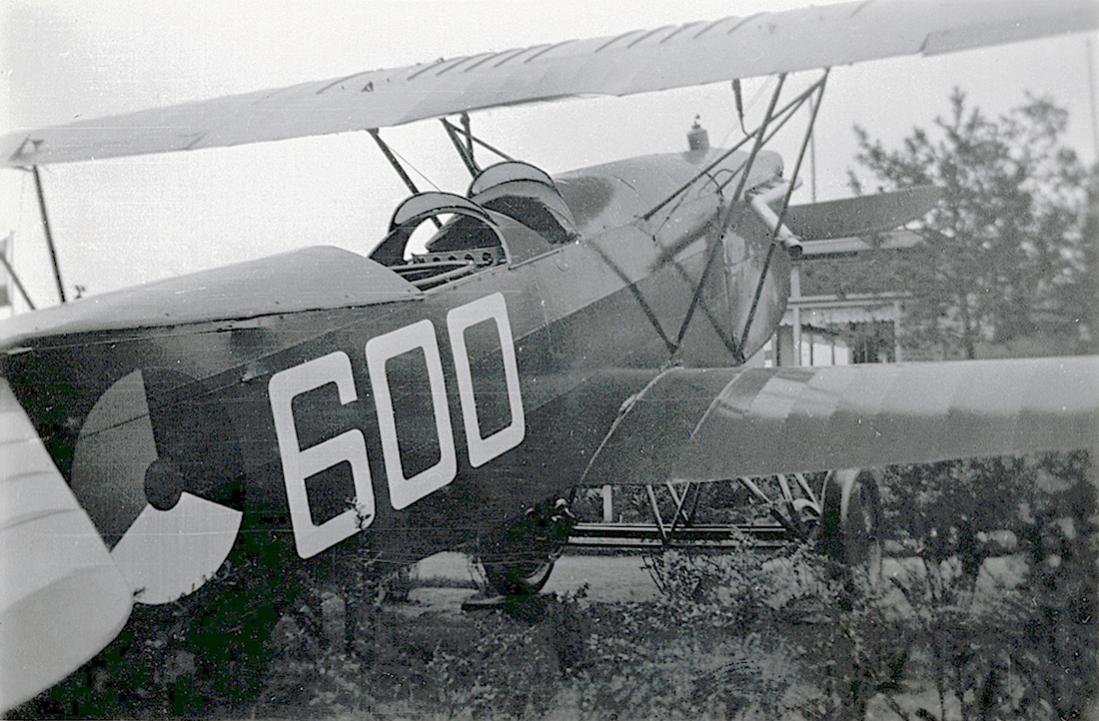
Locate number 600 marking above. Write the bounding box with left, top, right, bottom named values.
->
left=268, top=292, right=524, bottom=558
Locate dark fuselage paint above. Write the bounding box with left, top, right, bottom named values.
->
left=0, top=147, right=788, bottom=597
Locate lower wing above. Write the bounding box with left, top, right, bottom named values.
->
left=582, top=356, right=1099, bottom=485
left=0, top=379, right=133, bottom=712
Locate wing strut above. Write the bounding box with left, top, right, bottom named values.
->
left=737, top=70, right=829, bottom=349
left=642, top=75, right=827, bottom=221
left=440, top=119, right=479, bottom=177
left=367, top=129, right=442, bottom=229
left=460, top=113, right=475, bottom=167
left=441, top=119, right=516, bottom=163
left=29, top=167, right=66, bottom=304
left=669, top=73, right=790, bottom=364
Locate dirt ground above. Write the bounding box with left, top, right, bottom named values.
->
left=411, top=550, right=1028, bottom=608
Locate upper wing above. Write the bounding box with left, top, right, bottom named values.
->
left=581, top=356, right=1099, bottom=486
left=3, top=0, right=1096, bottom=167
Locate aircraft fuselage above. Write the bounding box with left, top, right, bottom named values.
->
left=0, top=147, right=789, bottom=609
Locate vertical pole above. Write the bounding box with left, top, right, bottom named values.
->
left=1087, top=38, right=1099, bottom=162
left=601, top=484, right=613, bottom=523
left=808, top=95, right=818, bottom=203
left=791, top=266, right=802, bottom=367
left=893, top=299, right=904, bottom=362
left=31, top=166, right=66, bottom=304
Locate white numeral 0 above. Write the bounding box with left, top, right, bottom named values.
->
left=446, top=293, right=525, bottom=467
left=366, top=319, right=458, bottom=510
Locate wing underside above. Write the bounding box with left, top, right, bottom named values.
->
left=3, top=0, right=1096, bottom=167
left=0, top=379, right=133, bottom=712
left=581, top=356, right=1099, bottom=486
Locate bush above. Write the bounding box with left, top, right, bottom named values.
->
left=16, top=454, right=1094, bottom=720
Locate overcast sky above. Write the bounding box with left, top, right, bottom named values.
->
left=1, top=0, right=1096, bottom=312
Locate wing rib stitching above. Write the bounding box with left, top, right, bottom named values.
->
left=627, top=25, right=675, bottom=48
left=437, top=53, right=493, bottom=76
left=315, top=71, right=374, bottom=95
left=595, top=30, right=646, bottom=53
left=492, top=47, right=535, bottom=68
left=726, top=12, right=768, bottom=36
left=408, top=58, right=447, bottom=81
left=524, top=39, right=575, bottom=63
left=693, top=16, right=735, bottom=39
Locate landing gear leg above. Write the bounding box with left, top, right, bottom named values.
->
left=818, top=469, right=883, bottom=585
left=479, top=499, right=576, bottom=597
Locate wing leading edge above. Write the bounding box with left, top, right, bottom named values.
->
left=581, top=356, right=1099, bottom=486
left=3, top=0, right=1096, bottom=167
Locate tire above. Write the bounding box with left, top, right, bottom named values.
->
left=482, top=556, right=557, bottom=596
left=819, top=469, right=883, bottom=585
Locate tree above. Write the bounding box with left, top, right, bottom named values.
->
left=832, top=89, right=1096, bottom=359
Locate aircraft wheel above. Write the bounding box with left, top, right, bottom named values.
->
left=819, top=469, right=883, bottom=585
left=480, top=498, right=573, bottom=596
left=483, top=556, right=557, bottom=596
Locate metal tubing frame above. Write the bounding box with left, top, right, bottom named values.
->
left=775, top=473, right=801, bottom=527
left=793, top=473, right=819, bottom=508
left=644, top=482, right=699, bottom=545
left=736, top=476, right=806, bottom=541
left=645, top=484, right=668, bottom=543
left=578, top=474, right=827, bottom=550
left=665, top=482, right=696, bottom=535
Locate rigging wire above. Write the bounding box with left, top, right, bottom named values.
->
left=388, top=146, right=441, bottom=191
left=443, top=119, right=516, bottom=162
left=737, top=70, right=830, bottom=351
left=718, top=76, right=773, bottom=148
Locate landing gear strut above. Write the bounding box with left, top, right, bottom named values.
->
left=479, top=499, right=576, bottom=596
left=819, top=469, right=883, bottom=584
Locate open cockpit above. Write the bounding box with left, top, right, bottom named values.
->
left=368, top=161, right=578, bottom=290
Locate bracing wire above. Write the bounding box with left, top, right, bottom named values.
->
left=718, top=76, right=774, bottom=148
left=388, top=147, right=441, bottom=191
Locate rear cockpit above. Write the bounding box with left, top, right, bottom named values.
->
left=369, top=161, right=578, bottom=290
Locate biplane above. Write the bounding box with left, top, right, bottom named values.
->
left=2, top=0, right=1098, bottom=711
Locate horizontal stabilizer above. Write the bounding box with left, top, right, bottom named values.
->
left=581, top=356, right=1099, bottom=485
left=782, top=186, right=941, bottom=241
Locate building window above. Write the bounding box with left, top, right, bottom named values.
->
left=846, top=321, right=896, bottom=364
